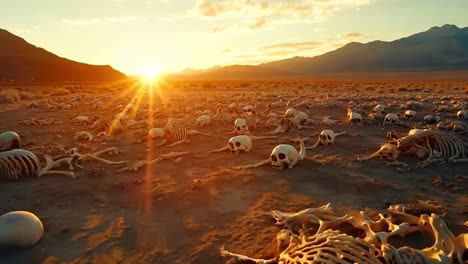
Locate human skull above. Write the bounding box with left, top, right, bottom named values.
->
left=384, top=113, right=399, bottom=124
left=319, top=130, right=336, bottom=145
left=234, top=118, right=249, bottom=135
left=270, top=144, right=299, bottom=169
left=0, top=131, right=21, bottom=151
left=195, top=115, right=211, bottom=126
left=228, top=135, right=252, bottom=154
left=404, top=110, right=416, bottom=120
left=243, top=104, right=255, bottom=115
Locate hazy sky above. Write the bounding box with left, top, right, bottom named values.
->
left=1, top=0, right=467, bottom=75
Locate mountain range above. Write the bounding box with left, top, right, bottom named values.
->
left=0, top=28, right=125, bottom=82
left=1, top=25, right=467, bottom=82
left=176, top=24, right=468, bottom=80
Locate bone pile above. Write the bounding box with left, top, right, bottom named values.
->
left=221, top=203, right=468, bottom=264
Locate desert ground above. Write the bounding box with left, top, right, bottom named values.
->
left=0, top=79, right=467, bottom=263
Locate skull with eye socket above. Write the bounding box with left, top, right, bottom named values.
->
left=227, top=135, right=252, bottom=154
left=378, top=144, right=399, bottom=161
left=66, top=147, right=80, bottom=157
left=234, top=118, right=249, bottom=135
left=319, top=130, right=335, bottom=146
left=270, top=144, right=300, bottom=169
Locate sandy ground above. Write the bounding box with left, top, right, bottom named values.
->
left=0, top=80, right=467, bottom=264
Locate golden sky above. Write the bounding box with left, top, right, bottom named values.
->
left=1, top=0, right=467, bottom=75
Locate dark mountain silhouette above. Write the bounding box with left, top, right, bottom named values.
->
left=178, top=24, right=468, bottom=80
left=0, top=28, right=126, bottom=82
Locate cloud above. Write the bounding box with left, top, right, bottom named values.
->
left=211, top=26, right=227, bottom=33
left=62, top=16, right=137, bottom=26
left=249, top=18, right=267, bottom=29
left=259, top=41, right=321, bottom=55
left=193, top=0, right=376, bottom=29
left=341, top=32, right=366, bottom=39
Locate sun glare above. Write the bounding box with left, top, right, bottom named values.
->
left=140, top=63, right=164, bottom=83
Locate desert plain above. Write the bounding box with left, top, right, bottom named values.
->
left=0, top=78, right=467, bottom=264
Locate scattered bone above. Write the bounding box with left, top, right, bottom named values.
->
left=72, top=115, right=90, bottom=126
left=221, top=203, right=467, bottom=264
left=235, top=136, right=306, bottom=170
left=73, top=131, right=93, bottom=142
left=122, top=151, right=191, bottom=172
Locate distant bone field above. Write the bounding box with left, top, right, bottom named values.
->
left=0, top=79, right=467, bottom=263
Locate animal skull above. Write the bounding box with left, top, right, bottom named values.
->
left=228, top=135, right=252, bottom=154
left=347, top=109, right=362, bottom=124
left=404, top=110, right=416, bottom=120
left=372, top=104, right=385, bottom=115
left=357, top=143, right=400, bottom=162
left=456, top=110, right=467, bottom=120
left=383, top=113, right=400, bottom=125
left=234, top=118, right=249, bottom=135
left=195, top=115, right=211, bottom=126
left=422, top=115, right=440, bottom=125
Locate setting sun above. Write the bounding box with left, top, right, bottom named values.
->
left=140, top=63, right=164, bottom=82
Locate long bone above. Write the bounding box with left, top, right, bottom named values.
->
left=120, top=151, right=191, bottom=172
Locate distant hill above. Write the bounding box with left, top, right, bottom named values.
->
left=0, top=28, right=126, bottom=82
left=178, top=24, right=468, bottom=80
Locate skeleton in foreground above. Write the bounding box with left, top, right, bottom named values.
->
left=234, top=136, right=307, bottom=169
left=396, top=130, right=468, bottom=167
left=221, top=203, right=467, bottom=264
